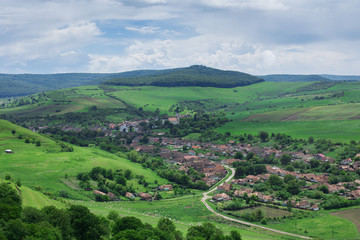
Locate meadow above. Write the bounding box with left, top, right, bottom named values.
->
left=0, top=119, right=167, bottom=200
left=103, top=81, right=360, bottom=142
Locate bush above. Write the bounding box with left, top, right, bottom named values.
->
left=107, top=210, right=119, bottom=220
left=260, top=218, right=267, bottom=225
left=5, top=173, right=12, bottom=181
left=59, top=190, right=69, bottom=198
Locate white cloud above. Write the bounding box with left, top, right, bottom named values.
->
left=199, top=0, right=287, bottom=10
left=125, top=26, right=161, bottom=34
left=0, top=0, right=360, bottom=74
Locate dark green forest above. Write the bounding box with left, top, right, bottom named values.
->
left=103, top=65, right=264, bottom=88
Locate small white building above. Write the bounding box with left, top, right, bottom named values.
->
left=5, top=149, right=13, bottom=153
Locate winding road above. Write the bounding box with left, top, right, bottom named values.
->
left=201, top=165, right=312, bottom=239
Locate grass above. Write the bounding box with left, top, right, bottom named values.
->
left=217, top=119, right=360, bottom=142
left=225, top=206, right=291, bottom=219
left=0, top=86, right=125, bottom=117
left=331, top=207, right=360, bottom=234
left=0, top=119, right=167, bottom=200
left=3, top=81, right=360, bottom=141
left=269, top=211, right=360, bottom=240
left=72, top=194, right=291, bottom=240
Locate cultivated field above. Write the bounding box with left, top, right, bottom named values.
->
left=331, top=207, right=360, bottom=233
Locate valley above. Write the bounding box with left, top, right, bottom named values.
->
left=1, top=68, right=360, bottom=240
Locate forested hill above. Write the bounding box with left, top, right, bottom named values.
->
left=0, top=73, right=110, bottom=98
left=261, top=74, right=331, bottom=82
left=102, top=65, right=264, bottom=88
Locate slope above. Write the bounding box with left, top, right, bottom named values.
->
left=0, top=119, right=167, bottom=200
left=103, top=65, right=264, bottom=88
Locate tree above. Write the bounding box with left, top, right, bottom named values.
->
left=284, top=174, right=295, bottom=183
left=68, top=205, right=109, bottom=240
left=308, top=136, right=314, bottom=144
left=35, top=140, right=41, bottom=146
left=234, top=152, right=243, bottom=160
left=286, top=180, right=301, bottom=195
left=268, top=175, right=283, bottom=188
left=317, top=185, right=329, bottom=194
left=187, top=222, right=223, bottom=240
left=310, top=159, right=320, bottom=169
left=0, top=183, right=22, bottom=221
left=280, top=154, right=292, bottom=166
left=124, top=169, right=132, bottom=180
left=230, top=230, right=242, bottom=240
left=113, top=216, right=143, bottom=235
left=157, top=217, right=176, bottom=233
left=259, top=131, right=269, bottom=142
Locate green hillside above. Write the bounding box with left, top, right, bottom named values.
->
left=0, top=119, right=167, bottom=199
left=103, top=65, right=264, bottom=88
left=0, top=73, right=111, bottom=97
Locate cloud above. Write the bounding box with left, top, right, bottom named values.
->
left=199, top=0, right=287, bottom=10
left=125, top=26, right=161, bottom=34
left=0, top=0, right=360, bottom=74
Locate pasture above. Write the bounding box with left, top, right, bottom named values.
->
left=331, top=207, right=360, bottom=233
left=75, top=194, right=292, bottom=240
left=0, top=119, right=167, bottom=199
left=269, top=211, right=360, bottom=240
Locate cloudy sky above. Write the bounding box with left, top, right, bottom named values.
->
left=1, top=0, right=359, bottom=74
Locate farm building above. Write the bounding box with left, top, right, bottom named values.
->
left=5, top=149, right=13, bottom=153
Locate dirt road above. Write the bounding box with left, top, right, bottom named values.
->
left=201, top=166, right=312, bottom=239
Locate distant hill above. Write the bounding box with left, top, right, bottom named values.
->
left=0, top=73, right=110, bottom=98
left=320, top=74, right=360, bottom=81
left=261, top=74, right=331, bottom=82
left=103, top=65, right=264, bottom=88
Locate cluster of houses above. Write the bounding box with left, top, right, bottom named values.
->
left=210, top=163, right=360, bottom=211
left=93, top=184, right=174, bottom=201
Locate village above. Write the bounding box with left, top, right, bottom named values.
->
left=33, top=114, right=360, bottom=212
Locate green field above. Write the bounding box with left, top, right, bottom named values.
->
left=0, top=86, right=125, bottom=117
left=74, top=194, right=295, bottom=240
left=269, top=211, right=360, bottom=240
left=2, top=81, right=360, bottom=141
left=102, top=82, right=360, bottom=141
left=0, top=119, right=167, bottom=199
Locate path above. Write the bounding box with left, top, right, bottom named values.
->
left=201, top=165, right=312, bottom=239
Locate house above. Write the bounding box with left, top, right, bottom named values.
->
left=5, top=149, right=13, bottom=154
left=310, top=204, right=320, bottom=211
left=297, top=200, right=311, bottom=209
left=212, top=193, right=231, bottom=202
left=217, top=183, right=232, bottom=192
left=259, top=195, right=274, bottom=203
left=234, top=188, right=253, bottom=197
left=341, top=158, right=352, bottom=165
left=168, top=117, right=179, bottom=125
left=315, top=153, right=326, bottom=161
left=347, top=190, right=360, bottom=200
left=138, top=192, right=152, bottom=201
left=158, top=184, right=173, bottom=191
left=93, top=190, right=107, bottom=196
left=125, top=192, right=135, bottom=199
left=107, top=192, right=117, bottom=200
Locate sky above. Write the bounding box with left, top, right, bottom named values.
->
left=0, top=0, right=359, bottom=75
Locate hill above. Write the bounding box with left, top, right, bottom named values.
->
left=103, top=65, right=264, bottom=88
left=261, top=74, right=331, bottom=82
left=0, top=119, right=167, bottom=200
left=0, top=73, right=110, bottom=98
left=320, top=74, right=360, bottom=81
